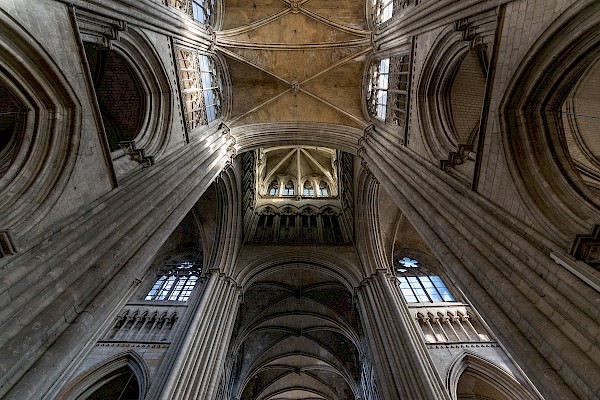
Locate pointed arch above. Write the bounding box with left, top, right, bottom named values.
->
left=55, top=350, right=150, bottom=400
left=446, top=351, right=539, bottom=400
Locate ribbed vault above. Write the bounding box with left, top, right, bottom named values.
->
left=229, top=267, right=361, bottom=400
left=218, top=0, right=370, bottom=130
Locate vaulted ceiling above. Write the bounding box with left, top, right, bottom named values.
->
left=219, top=1, right=370, bottom=398
left=218, top=0, right=371, bottom=130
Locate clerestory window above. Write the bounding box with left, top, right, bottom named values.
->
left=303, top=181, right=314, bottom=196
left=367, top=58, right=390, bottom=121
left=395, top=257, right=455, bottom=303
left=192, top=0, right=215, bottom=24
left=319, top=181, right=329, bottom=196
left=145, top=261, right=201, bottom=302
left=283, top=180, right=295, bottom=196
left=170, top=0, right=215, bottom=26
left=269, top=180, right=279, bottom=196
left=175, top=48, right=223, bottom=131
left=373, top=0, right=393, bottom=24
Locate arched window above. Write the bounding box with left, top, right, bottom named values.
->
left=303, top=180, right=314, bottom=196
left=395, top=257, right=454, bottom=303
left=176, top=48, right=223, bottom=131
left=367, top=58, right=389, bottom=121
left=283, top=180, right=295, bottom=196
left=319, top=181, right=329, bottom=196
left=145, top=261, right=200, bottom=302
left=268, top=180, right=279, bottom=196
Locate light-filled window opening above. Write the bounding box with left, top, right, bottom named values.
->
left=397, top=276, right=454, bottom=303
left=396, top=257, right=455, bottom=303
left=199, top=55, right=221, bottom=123
left=319, top=181, right=329, bottom=196
left=145, top=261, right=200, bottom=302
left=367, top=58, right=390, bottom=121
left=268, top=180, right=279, bottom=196
left=283, top=180, right=295, bottom=196
left=192, top=0, right=215, bottom=24
left=176, top=48, right=223, bottom=131
left=303, top=181, right=314, bottom=196
left=372, top=0, right=393, bottom=24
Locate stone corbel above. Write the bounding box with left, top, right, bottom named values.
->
left=118, top=141, right=154, bottom=167
left=0, top=230, right=17, bottom=257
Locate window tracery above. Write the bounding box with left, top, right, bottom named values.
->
left=175, top=48, right=223, bottom=131
left=145, top=261, right=201, bottom=302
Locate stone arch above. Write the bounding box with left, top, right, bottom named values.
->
left=0, top=9, right=80, bottom=249
left=500, top=0, right=600, bottom=244
left=55, top=350, right=150, bottom=400
left=82, top=27, right=173, bottom=173
left=418, top=26, right=487, bottom=171
left=446, top=351, right=538, bottom=400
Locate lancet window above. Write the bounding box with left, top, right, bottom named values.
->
left=175, top=48, right=222, bottom=131
left=145, top=261, right=201, bottom=302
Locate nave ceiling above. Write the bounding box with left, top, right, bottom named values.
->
left=218, top=0, right=371, bottom=131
